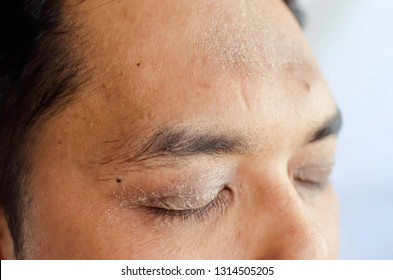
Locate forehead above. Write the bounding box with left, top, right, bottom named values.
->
left=54, top=0, right=335, bottom=153
left=74, top=0, right=314, bottom=80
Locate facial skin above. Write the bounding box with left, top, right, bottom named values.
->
left=2, top=0, right=341, bottom=259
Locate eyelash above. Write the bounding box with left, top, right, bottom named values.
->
left=139, top=170, right=328, bottom=222
left=295, top=178, right=327, bottom=190
left=143, top=187, right=231, bottom=223
left=294, top=166, right=333, bottom=190
left=294, top=175, right=331, bottom=190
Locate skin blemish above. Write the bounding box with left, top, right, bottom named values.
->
left=136, top=63, right=141, bottom=67
left=302, top=80, right=311, bottom=92
left=122, top=7, right=128, bottom=18
left=116, top=178, right=122, bottom=183
left=199, top=81, right=212, bottom=90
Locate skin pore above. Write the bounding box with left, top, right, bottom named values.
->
left=2, top=0, right=341, bottom=259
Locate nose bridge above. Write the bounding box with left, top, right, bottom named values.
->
left=253, top=182, right=329, bottom=260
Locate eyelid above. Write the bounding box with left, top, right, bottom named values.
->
left=294, top=164, right=333, bottom=188
left=141, top=187, right=231, bottom=223
left=145, top=189, right=221, bottom=211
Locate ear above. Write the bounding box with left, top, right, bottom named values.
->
left=0, top=208, right=15, bottom=259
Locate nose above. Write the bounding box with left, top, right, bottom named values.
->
left=251, top=182, right=330, bottom=259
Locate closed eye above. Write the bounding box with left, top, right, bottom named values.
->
left=294, top=165, right=333, bottom=190
left=140, top=187, right=232, bottom=223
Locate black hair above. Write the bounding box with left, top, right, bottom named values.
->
left=0, top=0, right=86, bottom=257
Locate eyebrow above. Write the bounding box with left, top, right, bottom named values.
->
left=103, top=109, right=342, bottom=167
left=116, top=129, right=251, bottom=165
left=308, top=109, right=343, bottom=143
left=283, top=0, right=305, bottom=26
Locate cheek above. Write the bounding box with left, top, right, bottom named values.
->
left=100, top=208, right=246, bottom=259
left=25, top=179, right=245, bottom=259
left=23, top=181, right=109, bottom=258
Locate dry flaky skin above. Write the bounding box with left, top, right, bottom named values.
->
left=194, top=1, right=309, bottom=75
left=5, top=0, right=340, bottom=259
left=111, top=166, right=228, bottom=211
left=115, top=185, right=221, bottom=210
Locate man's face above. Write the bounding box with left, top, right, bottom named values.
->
left=20, top=0, right=340, bottom=259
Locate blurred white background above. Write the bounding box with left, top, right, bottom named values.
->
left=300, top=0, right=393, bottom=259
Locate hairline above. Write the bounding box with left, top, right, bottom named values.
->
left=0, top=2, right=90, bottom=258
